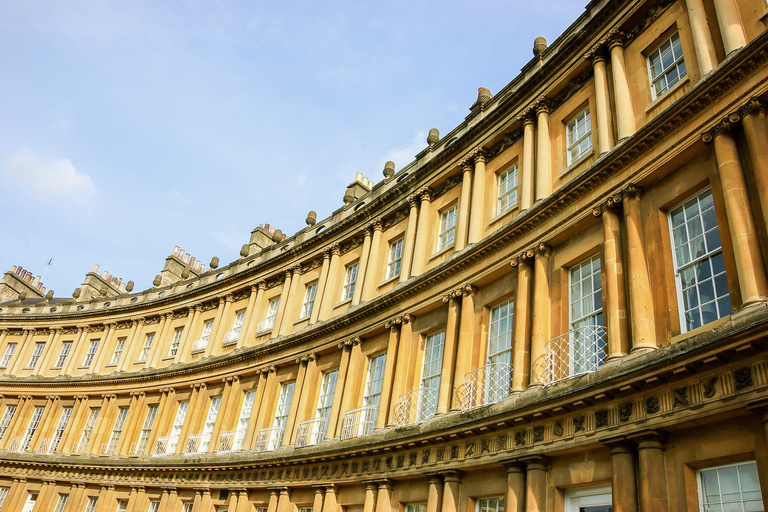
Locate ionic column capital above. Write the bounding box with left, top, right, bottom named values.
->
left=535, top=243, right=553, bottom=257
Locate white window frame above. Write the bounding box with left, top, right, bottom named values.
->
left=168, top=328, right=184, bottom=357
left=1, top=343, right=16, bottom=367
left=405, top=504, right=427, bottom=512
left=386, top=237, right=405, bottom=279
left=147, top=500, right=160, bottom=512
left=475, top=497, right=505, bottom=512
left=696, top=461, right=764, bottom=512
left=106, top=407, right=129, bottom=454
left=49, top=407, right=72, bottom=452
left=262, top=298, right=280, bottom=331
left=53, top=494, right=68, bottom=512
left=110, top=338, right=125, bottom=365
left=564, top=485, right=612, bottom=512
left=342, top=262, right=359, bottom=301
left=497, top=163, right=519, bottom=215
left=116, top=500, right=128, bottom=512
left=166, top=401, right=189, bottom=454
left=359, top=352, right=387, bottom=435
left=20, top=492, right=37, bottom=512
left=668, top=188, right=730, bottom=332
left=20, top=406, right=44, bottom=451
left=77, top=408, right=101, bottom=452
left=647, top=31, right=687, bottom=100
left=181, top=504, right=193, bottom=512
left=0, top=406, right=17, bottom=442
left=82, top=340, right=99, bottom=367
left=198, top=396, right=221, bottom=452
left=55, top=342, right=71, bottom=368
left=27, top=342, right=45, bottom=368
left=566, top=106, right=592, bottom=165
left=272, top=382, right=295, bottom=432
left=300, top=282, right=318, bottom=319
left=0, top=487, right=9, bottom=509
left=233, top=390, right=256, bottom=451
left=437, top=204, right=457, bottom=251
left=138, top=334, right=154, bottom=362
left=136, top=404, right=158, bottom=454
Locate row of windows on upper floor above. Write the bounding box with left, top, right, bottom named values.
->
left=0, top=181, right=730, bottom=381
left=1, top=461, right=763, bottom=512
left=0, top=185, right=736, bottom=462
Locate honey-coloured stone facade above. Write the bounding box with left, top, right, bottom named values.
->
left=1, top=0, right=768, bottom=511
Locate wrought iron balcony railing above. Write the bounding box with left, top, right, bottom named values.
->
left=295, top=417, right=329, bottom=448
left=217, top=429, right=245, bottom=453
left=36, top=438, right=51, bottom=454
left=153, top=436, right=171, bottom=456
left=7, top=437, right=22, bottom=453
left=340, top=404, right=378, bottom=440
left=185, top=433, right=211, bottom=454
left=254, top=426, right=285, bottom=452
left=393, top=387, right=438, bottom=428
left=460, top=362, right=513, bottom=412
left=532, top=325, right=608, bottom=386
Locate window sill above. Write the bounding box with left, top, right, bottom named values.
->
left=429, top=243, right=455, bottom=262
left=670, top=315, right=730, bottom=344
left=190, top=348, right=205, bottom=355
left=489, top=204, right=519, bottom=226
left=646, top=76, right=690, bottom=113
left=378, top=274, right=401, bottom=288
left=255, top=328, right=274, bottom=336
left=562, top=148, right=595, bottom=176
left=162, top=356, right=174, bottom=362
left=293, top=316, right=311, bottom=326
left=133, top=361, right=147, bottom=365
left=77, top=366, right=91, bottom=370
left=222, top=340, right=238, bottom=347
left=104, top=364, right=117, bottom=368
left=22, top=367, right=36, bottom=371
left=50, top=366, right=62, bottom=370
left=334, top=297, right=353, bottom=309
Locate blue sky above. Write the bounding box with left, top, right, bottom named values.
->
left=0, top=0, right=586, bottom=298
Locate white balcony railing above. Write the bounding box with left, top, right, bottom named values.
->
left=217, top=430, right=244, bottom=453
left=191, top=337, right=209, bottom=353
left=393, top=387, right=439, bottom=428
left=256, top=318, right=275, bottom=333
left=460, top=362, right=513, bottom=412
left=130, top=438, right=150, bottom=456
left=7, top=437, right=22, bottom=453
left=222, top=328, right=241, bottom=345
left=36, top=438, right=51, bottom=454
left=71, top=438, right=90, bottom=455
left=153, top=436, right=171, bottom=456
left=185, top=433, right=209, bottom=454
left=295, top=417, right=329, bottom=448
left=340, top=404, right=378, bottom=440
left=533, top=325, right=608, bottom=386
left=254, top=426, right=284, bottom=452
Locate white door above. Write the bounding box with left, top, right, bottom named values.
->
left=21, top=493, right=38, bottom=512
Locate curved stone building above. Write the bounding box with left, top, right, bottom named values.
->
left=1, top=0, right=768, bottom=511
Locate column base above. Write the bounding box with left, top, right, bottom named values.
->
left=629, top=344, right=657, bottom=355
left=605, top=353, right=628, bottom=363
left=732, top=298, right=768, bottom=320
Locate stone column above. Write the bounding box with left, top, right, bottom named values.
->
left=273, top=269, right=295, bottom=336
left=453, top=286, right=476, bottom=409
left=534, top=99, right=552, bottom=201
left=276, top=488, right=292, bottom=512
left=312, top=488, right=326, bottom=512
left=400, top=195, right=420, bottom=282
left=707, top=124, right=768, bottom=309
left=468, top=149, right=487, bottom=244
left=147, top=387, right=175, bottom=454
left=119, top=321, right=143, bottom=372
left=234, top=287, right=259, bottom=344
left=321, top=486, right=337, bottom=512
left=318, top=246, right=341, bottom=321
left=511, top=255, right=533, bottom=392
left=148, top=313, right=172, bottom=365
left=353, top=227, right=374, bottom=306
left=327, top=344, right=352, bottom=438
left=33, top=395, right=59, bottom=451
left=622, top=186, right=657, bottom=351
left=607, top=441, right=638, bottom=512
left=712, top=0, right=746, bottom=53
left=210, top=377, right=238, bottom=452
left=311, top=249, right=332, bottom=324
left=10, top=328, right=35, bottom=374
left=375, top=481, right=393, bottom=512
left=632, top=431, right=668, bottom=512
left=123, top=486, right=139, bottom=512
left=684, top=0, right=718, bottom=74
left=518, top=112, right=535, bottom=211
left=118, top=391, right=144, bottom=455
left=427, top=476, right=443, bottom=512
left=362, top=220, right=384, bottom=302
left=0, top=479, right=21, bottom=512
left=56, top=395, right=83, bottom=454
left=30, top=480, right=52, bottom=512
left=59, top=482, right=78, bottom=512
left=284, top=357, right=309, bottom=445
left=227, top=489, right=239, bottom=512
left=440, top=471, right=461, bottom=512
left=236, top=489, right=251, bottom=512
left=586, top=46, right=614, bottom=154
left=740, top=100, right=768, bottom=239
left=596, top=201, right=629, bottom=360
left=211, top=294, right=235, bottom=350
left=389, top=315, right=413, bottom=420
left=748, top=401, right=768, bottom=508
left=199, top=489, right=213, bottom=512
left=63, top=328, right=87, bottom=375
left=90, top=393, right=116, bottom=454
left=175, top=307, right=197, bottom=361
left=190, top=489, right=203, bottom=512
left=411, top=187, right=433, bottom=276
left=168, top=489, right=180, bottom=512
left=337, top=338, right=364, bottom=435
left=265, top=490, right=279, bottom=512
left=34, top=328, right=59, bottom=376
left=607, top=30, right=635, bottom=140
left=92, top=322, right=116, bottom=371
left=363, top=484, right=377, bottom=512
left=503, top=462, right=526, bottom=512
left=377, top=323, right=400, bottom=429
left=158, top=489, right=170, bottom=511
left=455, top=162, right=473, bottom=251
left=438, top=291, right=461, bottom=414
left=530, top=244, right=552, bottom=386
left=243, top=282, right=267, bottom=342
left=524, top=457, right=548, bottom=512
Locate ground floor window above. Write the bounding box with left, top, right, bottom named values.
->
left=564, top=485, right=612, bottom=512
left=698, top=461, right=763, bottom=512
left=476, top=497, right=505, bottom=512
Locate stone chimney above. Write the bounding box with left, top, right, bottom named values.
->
left=0, top=265, right=46, bottom=302
left=343, top=173, right=373, bottom=206
left=157, top=246, right=206, bottom=287
left=75, top=264, right=129, bottom=301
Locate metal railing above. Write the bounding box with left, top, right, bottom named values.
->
left=191, top=338, right=208, bottom=353
left=36, top=438, right=51, bottom=454
left=257, top=318, right=275, bottom=333
left=71, top=438, right=90, bottom=455
left=185, top=433, right=209, bottom=454
left=533, top=325, right=608, bottom=386
left=340, top=404, right=378, bottom=440
left=295, top=417, right=329, bottom=448
left=461, top=362, right=513, bottom=412
left=153, top=436, right=171, bottom=456
left=7, top=437, right=22, bottom=453
left=130, top=438, right=150, bottom=456
left=254, top=426, right=285, bottom=452
left=217, top=430, right=243, bottom=453
left=394, top=387, right=439, bottom=428
left=222, top=328, right=241, bottom=345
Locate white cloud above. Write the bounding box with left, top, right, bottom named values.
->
left=2, top=147, right=96, bottom=202
left=381, top=131, right=426, bottom=171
